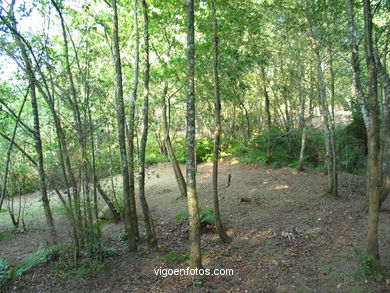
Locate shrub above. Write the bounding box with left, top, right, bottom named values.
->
left=0, top=257, right=12, bottom=283
left=162, top=250, right=189, bottom=263
left=84, top=240, right=116, bottom=261
left=232, top=126, right=323, bottom=168
left=174, top=137, right=215, bottom=164
left=174, top=207, right=219, bottom=226
left=231, top=122, right=366, bottom=174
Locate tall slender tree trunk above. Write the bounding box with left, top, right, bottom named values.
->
left=138, top=0, right=157, bottom=249
left=161, top=81, right=187, bottom=198
left=305, top=0, right=338, bottom=197
left=9, top=1, right=56, bottom=244
left=30, top=82, right=57, bottom=244
left=127, top=0, right=140, bottom=239
left=186, top=0, right=202, bottom=269
left=315, top=48, right=338, bottom=196
left=112, top=0, right=137, bottom=252
left=297, top=72, right=307, bottom=172
left=346, top=0, right=370, bottom=129
left=210, top=0, right=231, bottom=244
left=52, top=0, right=85, bottom=233
left=375, top=54, right=390, bottom=207
left=363, top=0, right=381, bottom=264
left=260, top=67, right=272, bottom=130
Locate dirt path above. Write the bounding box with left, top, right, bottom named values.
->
left=1, top=159, right=390, bottom=292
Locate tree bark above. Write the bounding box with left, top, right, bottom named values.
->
left=374, top=53, right=390, bottom=207
left=260, top=67, right=272, bottom=130
left=127, top=0, right=140, bottom=239
left=346, top=0, right=370, bottom=129
left=112, top=0, right=137, bottom=251
left=314, top=48, right=338, bottom=197
left=210, top=0, right=231, bottom=244
left=363, top=0, right=381, bottom=264
left=297, top=75, right=307, bottom=172
left=161, top=81, right=187, bottom=198
left=138, top=0, right=157, bottom=249
left=186, top=0, right=202, bottom=269
left=9, top=1, right=56, bottom=244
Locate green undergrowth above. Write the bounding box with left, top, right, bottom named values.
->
left=0, top=240, right=116, bottom=285
left=175, top=207, right=217, bottom=225
left=162, top=250, right=189, bottom=264
left=231, top=120, right=366, bottom=174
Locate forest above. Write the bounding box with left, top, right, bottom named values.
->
left=0, top=0, right=389, bottom=292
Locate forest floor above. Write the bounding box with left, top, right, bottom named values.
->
left=1, top=159, right=390, bottom=292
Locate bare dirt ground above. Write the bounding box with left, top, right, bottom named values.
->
left=1, top=159, right=390, bottom=292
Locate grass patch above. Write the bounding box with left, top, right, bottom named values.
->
left=162, top=250, right=189, bottom=264
left=0, top=232, right=12, bottom=241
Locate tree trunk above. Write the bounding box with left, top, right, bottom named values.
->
left=96, top=183, right=121, bottom=223
left=346, top=0, right=369, bottom=129
left=363, top=0, right=381, bottom=264
left=127, top=0, right=140, bottom=239
left=374, top=54, right=390, bottom=207
left=314, top=46, right=338, bottom=197
left=260, top=67, right=272, bottom=130
left=112, top=0, right=137, bottom=252
left=161, top=81, right=187, bottom=198
left=9, top=1, right=56, bottom=243
left=297, top=66, right=308, bottom=172
left=138, top=0, right=157, bottom=249
left=186, top=0, right=202, bottom=269
left=210, top=0, right=231, bottom=243
left=31, top=82, right=57, bottom=244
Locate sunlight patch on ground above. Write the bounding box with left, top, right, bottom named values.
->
left=228, top=158, right=239, bottom=165
left=272, top=185, right=289, bottom=190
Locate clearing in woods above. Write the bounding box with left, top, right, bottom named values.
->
left=1, top=159, right=390, bottom=292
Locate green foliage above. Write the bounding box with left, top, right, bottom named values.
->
left=174, top=138, right=215, bottom=164
left=75, top=260, right=105, bottom=277
left=16, top=248, right=54, bottom=277
left=145, top=152, right=170, bottom=165
left=196, top=138, right=214, bottom=162
left=14, top=226, right=27, bottom=233
left=118, top=231, right=128, bottom=243
left=0, top=246, right=57, bottom=283
left=336, top=102, right=367, bottom=174
left=199, top=207, right=216, bottom=225
left=174, top=207, right=217, bottom=225
left=354, top=249, right=376, bottom=280
left=162, top=250, right=189, bottom=263
left=232, top=123, right=367, bottom=174
left=174, top=211, right=188, bottom=222
left=0, top=232, right=12, bottom=241
left=233, top=127, right=324, bottom=169
left=84, top=240, right=116, bottom=261
left=0, top=257, right=12, bottom=283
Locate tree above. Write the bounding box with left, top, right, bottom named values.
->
left=210, top=0, right=231, bottom=244
left=161, top=80, right=187, bottom=198
left=138, top=0, right=157, bottom=249
left=185, top=0, right=202, bottom=269
left=305, top=0, right=338, bottom=197
left=6, top=0, right=57, bottom=244
left=111, top=0, right=137, bottom=252
left=363, top=0, right=381, bottom=265
left=127, top=0, right=140, bottom=238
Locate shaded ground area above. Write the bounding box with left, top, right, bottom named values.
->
left=1, top=159, right=390, bottom=292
